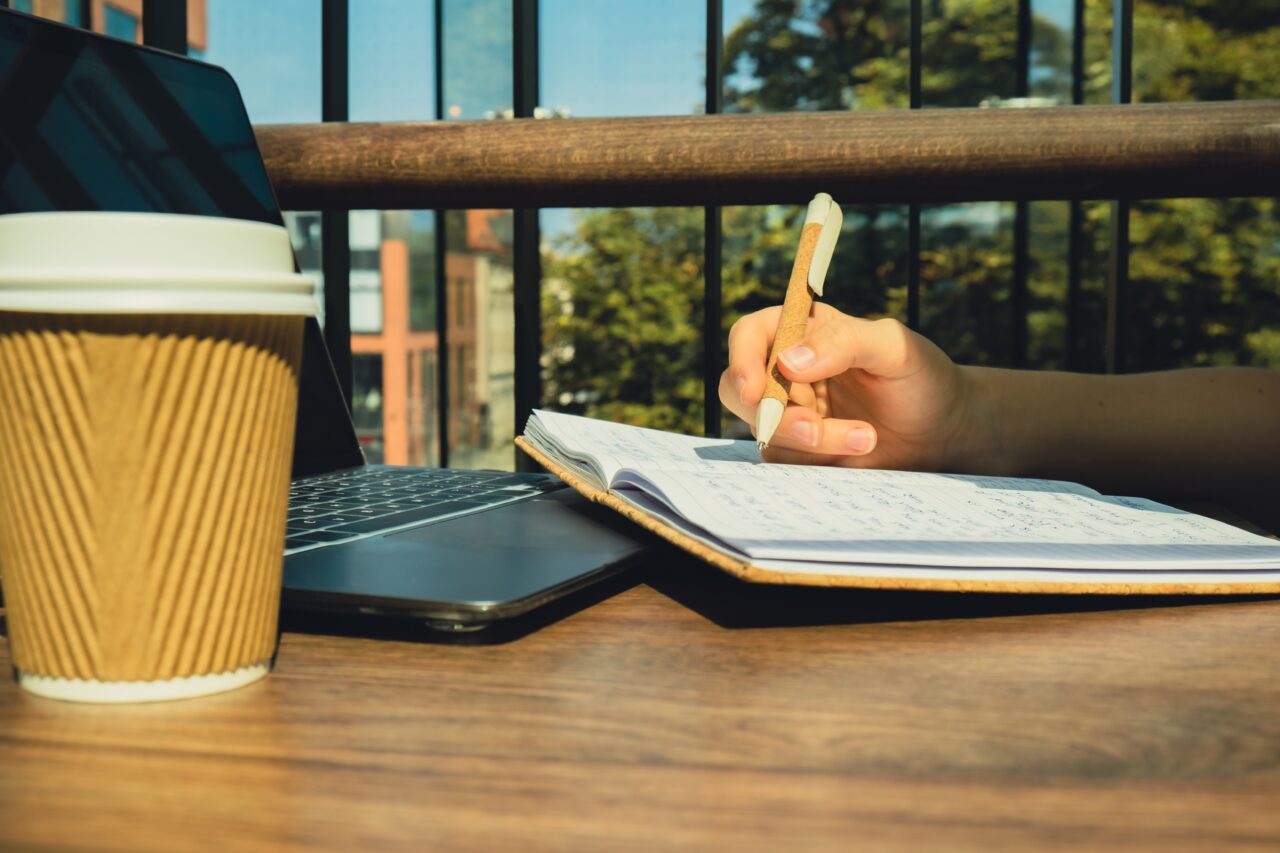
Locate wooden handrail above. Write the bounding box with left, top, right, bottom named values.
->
left=256, top=100, right=1280, bottom=210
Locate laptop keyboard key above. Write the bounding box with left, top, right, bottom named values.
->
left=328, top=501, right=484, bottom=534
left=287, top=529, right=359, bottom=545
left=289, top=518, right=337, bottom=531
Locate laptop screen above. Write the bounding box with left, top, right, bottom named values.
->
left=0, top=9, right=364, bottom=478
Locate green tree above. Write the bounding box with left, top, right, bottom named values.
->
left=542, top=208, right=708, bottom=434
left=1124, top=1, right=1280, bottom=370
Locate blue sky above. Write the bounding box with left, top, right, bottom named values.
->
left=201, top=0, right=1080, bottom=237
left=205, top=0, right=1080, bottom=125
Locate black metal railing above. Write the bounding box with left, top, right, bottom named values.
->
left=56, top=0, right=1159, bottom=461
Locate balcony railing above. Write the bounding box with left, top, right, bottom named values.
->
left=257, top=101, right=1280, bottom=210
left=256, top=100, right=1280, bottom=466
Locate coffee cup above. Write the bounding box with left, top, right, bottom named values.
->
left=0, top=212, right=316, bottom=702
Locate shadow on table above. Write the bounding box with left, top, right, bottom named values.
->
left=643, top=544, right=1279, bottom=630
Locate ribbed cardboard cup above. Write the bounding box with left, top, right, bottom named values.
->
left=0, top=213, right=317, bottom=702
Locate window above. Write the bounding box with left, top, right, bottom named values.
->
left=192, top=0, right=1280, bottom=467
left=103, top=6, right=138, bottom=42
left=539, top=0, right=708, bottom=434
left=199, top=0, right=324, bottom=341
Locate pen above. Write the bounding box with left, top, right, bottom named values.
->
left=755, top=192, right=843, bottom=449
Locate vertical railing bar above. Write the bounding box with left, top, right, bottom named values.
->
left=434, top=0, right=449, bottom=467
left=1066, top=0, right=1085, bottom=370
left=1015, top=0, right=1030, bottom=95
left=1012, top=202, right=1029, bottom=368
left=141, top=0, right=186, bottom=53
left=703, top=0, right=723, bottom=438
left=1106, top=0, right=1133, bottom=374
left=906, top=0, right=922, bottom=330
left=1071, top=0, right=1085, bottom=106
left=79, top=0, right=91, bottom=30
left=321, top=0, right=353, bottom=410
left=512, top=0, right=541, bottom=470
left=1011, top=0, right=1030, bottom=367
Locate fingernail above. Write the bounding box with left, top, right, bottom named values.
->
left=779, top=345, right=815, bottom=370
left=846, top=428, right=874, bottom=453
left=788, top=420, right=818, bottom=446
left=733, top=374, right=746, bottom=397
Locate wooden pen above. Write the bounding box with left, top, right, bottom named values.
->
left=755, top=192, right=843, bottom=449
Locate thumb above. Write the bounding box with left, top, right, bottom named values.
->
left=777, top=316, right=918, bottom=382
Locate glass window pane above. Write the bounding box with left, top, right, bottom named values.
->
left=1030, top=0, right=1073, bottom=103
left=917, top=3, right=1020, bottom=367
left=1124, top=7, right=1280, bottom=371
left=23, top=1, right=72, bottom=24
left=540, top=2, right=709, bottom=434
left=349, top=0, right=434, bottom=122
left=348, top=2, right=438, bottom=468
left=924, top=0, right=1018, bottom=107
left=351, top=354, right=385, bottom=464
left=1072, top=200, right=1110, bottom=373
left=445, top=210, right=514, bottom=468
left=1134, top=1, right=1280, bottom=104
left=203, top=0, right=320, bottom=125
left=1027, top=201, right=1068, bottom=369
left=1082, top=0, right=1111, bottom=104
left=349, top=210, right=384, bottom=335
left=443, top=0, right=510, bottom=119
left=348, top=211, right=440, bottom=467
left=437, top=0, right=515, bottom=469
left=104, top=6, right=138, bottom=42
left=1127, top=198, right=1280, bottom=372
left=724, top=0, right=909, bottom=112
left=541, top=0, right=702, bottom=118
left=283, top=209, right=324, bottom=321
left=542, top=206, right=706, bottom=435
left=920, top=202, right=1016, bottom=366
left=202, top=0, right=322, bottom=370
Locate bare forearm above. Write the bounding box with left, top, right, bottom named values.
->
left=958, top=366, right=1280, bottom=504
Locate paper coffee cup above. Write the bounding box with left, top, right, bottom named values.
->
left=0, top=212, right=317, bottom=702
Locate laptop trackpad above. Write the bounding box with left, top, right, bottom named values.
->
left=283, top=493, right=646, bottom=612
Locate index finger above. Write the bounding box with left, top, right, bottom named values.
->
left=726, top=306, right=782, bottom=406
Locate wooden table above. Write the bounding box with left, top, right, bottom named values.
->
left=3, top=552, right=1280, bottom=851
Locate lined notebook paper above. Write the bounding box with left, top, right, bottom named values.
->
left=520, top=409, right=1280, bottom=591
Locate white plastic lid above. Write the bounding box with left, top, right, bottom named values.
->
left=0, top=212, right=318, bottom=315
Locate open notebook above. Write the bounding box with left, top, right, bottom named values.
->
left=516, top=409, right=1280, bottom=594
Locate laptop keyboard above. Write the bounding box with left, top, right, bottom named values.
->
left=284, top=466, right=563, bottom=555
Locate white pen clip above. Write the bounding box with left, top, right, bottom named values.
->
left=803, top=192, right=843, bottom=297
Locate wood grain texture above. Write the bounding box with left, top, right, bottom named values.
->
left=3, top=573, right=1280, bottom=851
left=256, top=100, right=1280, bottom=211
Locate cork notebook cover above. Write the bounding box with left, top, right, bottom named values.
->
left=516, top=428, right=1280, bottom=596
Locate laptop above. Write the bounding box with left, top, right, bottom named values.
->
left=0, top=9, right=648, bottom=631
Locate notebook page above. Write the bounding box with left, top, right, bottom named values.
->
left=526, top=409, right=761, bottom=484
left=528, top=410, right=1097, bottom=495
left=613, top=468, right=1280, bottom=570
left=617, top=487, right=1280, bottom=583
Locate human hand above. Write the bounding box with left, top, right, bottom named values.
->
left=719, top=305, right=988, bottom=471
